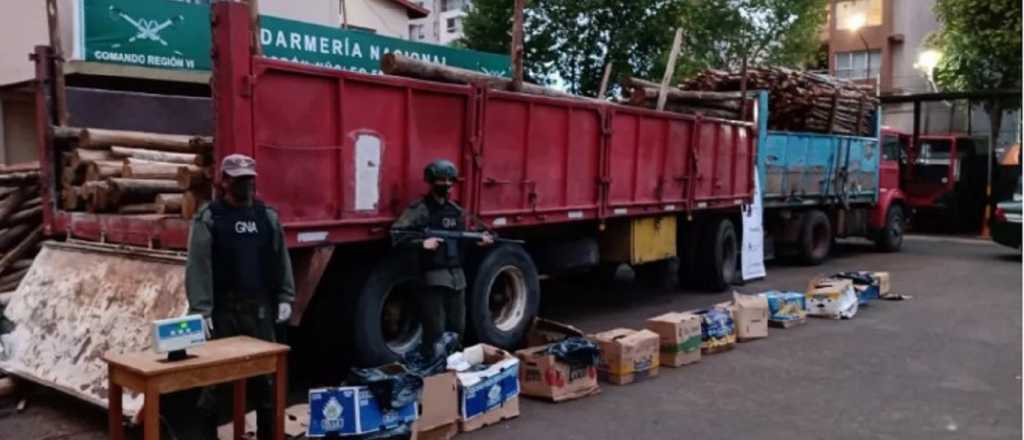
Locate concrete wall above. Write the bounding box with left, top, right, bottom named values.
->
left=0, top=0, right=48, bottom=86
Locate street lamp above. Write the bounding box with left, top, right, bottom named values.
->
left=914, top=49, right=942, bottom=90
left=846, top=14, right=872, bottom=86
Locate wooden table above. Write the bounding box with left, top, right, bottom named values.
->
left=102, top=336, right=290, bottom=440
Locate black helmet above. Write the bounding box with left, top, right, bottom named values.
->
left=424, top=159, right=458, bottom=182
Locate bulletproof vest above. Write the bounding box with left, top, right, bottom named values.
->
left=209, top=199, right=279, bottom=299
left=421, top=197, right=465, bottom=270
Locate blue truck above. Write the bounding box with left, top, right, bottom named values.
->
left=754, top=92, right=906, bottom=264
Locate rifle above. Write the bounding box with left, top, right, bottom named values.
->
left=391, top=228, right=525, bottom=258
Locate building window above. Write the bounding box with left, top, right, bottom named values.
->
left=410, top=24, right=425, bottom=40
left=835, top=50, right=881, bottom=79
left=836, top=0, right=882, bottom=30
left=446, top=17, right=460, bottom=33
left=442, top=0, right=469, bottom=12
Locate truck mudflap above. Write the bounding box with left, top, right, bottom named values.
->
left=0, top=240, right=187, bottom=420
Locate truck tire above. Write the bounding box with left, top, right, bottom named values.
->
left=798, top=210, right=832, bottom=265
left=467, top=244, right=540, bottom=350
left=351, top=253, right=422, bottom=366
left=875, top=204, right=904, bottom=252
left=701, top=218, right=738, bottom=291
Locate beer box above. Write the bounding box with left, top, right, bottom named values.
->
left=645, top=312, right=702, bottom=367
left=805, top=277, right=859, bottom=319
left=516, top=344, right=600, bottom=402
left=591, top=328, right=660, bottom=385
left=873, top=271, right=891, bottom=296
left=732, top=292, right=769, bottom=341
left=307, top=386, right=417, bottom=437
left=452, top=344, right=520, bottom=432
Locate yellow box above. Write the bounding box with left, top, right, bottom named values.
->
left=600, top=215, right=677, bottom=265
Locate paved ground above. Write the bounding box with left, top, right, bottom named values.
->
left=0, top=236, right=1020, bottom=439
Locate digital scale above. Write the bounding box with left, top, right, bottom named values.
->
left=152, top=314, right=207, bottom=361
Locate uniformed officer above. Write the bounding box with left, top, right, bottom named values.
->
left=391, top=159, right=492, bottom=357
left=185, top=153, right=295, bottom=440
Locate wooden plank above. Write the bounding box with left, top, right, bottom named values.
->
left=657, top=28, right=684, bottom=111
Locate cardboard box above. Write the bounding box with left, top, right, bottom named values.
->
left=592, top=328, right=660, bottom=385
left=412, top=422, right=459, bottom=440
left=516, top=343, right=600, bottom=402
left=307, top=386, right=418, bottom=437
left=524, top=317, right=586, bottom=348
left=694, top=305, right=736, bottom=354
left=415, top=372, right=458, bottom=436
left=451, top=344, right=520, bottom=432
left=645, top=312, right=702, bottom=367
left=758, top=291, right=807, bottom=322
left=805, top=277, right=859, bottom=319
left=873, top=271, right=891, bottom=296
left=732, top=292, right=769, bottom=341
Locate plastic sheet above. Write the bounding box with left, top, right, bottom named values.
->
left=543, top=337, right=601, bottom=368
left=347, top=364, right=424, bottom=411
left=403, top=332, right=461, bottom=376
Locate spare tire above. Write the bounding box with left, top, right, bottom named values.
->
left=466, top=244, right=541, bottom=350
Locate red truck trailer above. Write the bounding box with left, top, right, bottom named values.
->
left=5, top=1, right=754, bottom=415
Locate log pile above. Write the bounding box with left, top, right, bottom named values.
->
left=623, top=76, right=748, bottom=120
left=676, top=67, right=878, bottom=135
left=54, top=127, right=215, bottom=219
left=0, top=163, right=45, bottom=295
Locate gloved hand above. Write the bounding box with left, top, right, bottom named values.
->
left=203, top=317, right=214, bottom=339
left=277, top=302, right=292, bottom=323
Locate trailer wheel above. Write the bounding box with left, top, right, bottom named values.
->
left=467, top=244, right=540, bottom=350
left=799, top=210, right=832, bottom=265
left=352, top=254, right=422, bottom=366
left=701, top=218, right=738, bottom=291
left=875, top=204, right=904, bottom=252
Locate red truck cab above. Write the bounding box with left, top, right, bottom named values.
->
left=869, top=128, right=909, bottom=250
left=903, top=134, right=988, bottom=231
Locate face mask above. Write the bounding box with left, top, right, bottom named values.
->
left=228, top=178, right=255, bottom=204
left=431, top=182, right=452, bottom=198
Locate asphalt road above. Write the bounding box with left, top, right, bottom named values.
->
left=0, top=236, right=1020, bottom=439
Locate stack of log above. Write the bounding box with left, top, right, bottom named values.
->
left=0, top=162, right=45, bottom=295
left=53, top=127, right=214, bottom=219
left=676, top=67, right=878, bottom=136
left=623, top=76, right=749, bottom=120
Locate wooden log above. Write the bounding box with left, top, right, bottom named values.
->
left=176, top=166, right=209, bottom=190
left=0, top=267, right=28, bottom=287
left=118, top=203, right=160, bottom=215
left=0, top=171, right=40, bottom=186
left=21, top=197, right=41, bottom=210
left=10, top=259, right=33, bottom=271
left=0, top=377, right=17, bottom=398
left=62, top=186, right=84, bottom=210
left=0, top=189, right=26, bottom=226
left=381, top=53, right=577, bottom=99
left=155, top=193, right=184, bottom=214
left=3, top=206, right=42, bottom=228
left=110, top=146, right=197, bottom=164
left=0, top=223, right=30, bottom=252
left=629, top=85, right=748, bottom=102
left=107, top=178, right=180, bottom=206
left=0, top=225, right=42, bottom=276
left=657, top=28, right=684, bottom=111
left=83, top=181, right=112, bottom=212
left=85, top=160, right=122, bottom=181
left=62, top=164, right=85, bottom=186
left=0, top=278, right=21, bottom=293
left=182, top=191, right=211, bottom=220
left=70, top=148, right=114, bottom=169
left=0, top=162, right=41, bottom=174
left=67, top=127, right=212, bottom=153
left=194, top=153, right=215, bottom=167
left=123, top=159, right=201, bottom=180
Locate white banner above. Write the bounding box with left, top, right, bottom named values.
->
left=741, top=168, right=766, bottom=281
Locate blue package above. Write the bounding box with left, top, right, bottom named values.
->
left=699, top=308, right=734, bottom=341
left=759, top=291, right=806, bottom=321
left=459, top=361, right=520, bottom=420
left=307, top=387, right=418, bottom=437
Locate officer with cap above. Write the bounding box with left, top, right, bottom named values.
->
left=391, top=159, right=493, bottom=357
left=185, top=153, right=295, bottom=440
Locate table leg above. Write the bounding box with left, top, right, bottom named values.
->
left=143, top=384, right=160, bottom=440
left=233, top=379, right=246, bottom=440
left=108, top=366, right=123, bottom=440
left=274, top=354, right=288, bottom=440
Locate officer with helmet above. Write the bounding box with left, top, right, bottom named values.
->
left=391, top=159, right=493, bottom=356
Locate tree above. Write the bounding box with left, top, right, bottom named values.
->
left=461, top=0, right=684, bottom=96
left=928, top=0, right=1021, bottom=158
left=673, top=0, right=828, bottom=80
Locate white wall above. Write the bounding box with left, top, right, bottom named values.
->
left=0, top=0, right=50, bottom=86
left=263, top=0, right=411, bottom=38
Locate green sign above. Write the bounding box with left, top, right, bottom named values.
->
left=80, top=0, right=510, bottom=76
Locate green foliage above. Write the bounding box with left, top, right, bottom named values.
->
left=460, top=0, right=827, bottom=96
left=674, top=0, right=829, bottom=79
left=928, top=0, right=1022, bottom=109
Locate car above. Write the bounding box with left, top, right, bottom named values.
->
left=990, top=178, right=1022, bottom=250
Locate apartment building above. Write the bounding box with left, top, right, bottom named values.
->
left=409, top=0, right=470, bottom=44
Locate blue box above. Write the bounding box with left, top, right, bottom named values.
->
left=855, top=284, right=880, bottom=305
left=759, top=291, right=806, bottom=321
left=455, top=345, right=520, bottom=420
left=307, top=386, right=418, bottom=437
